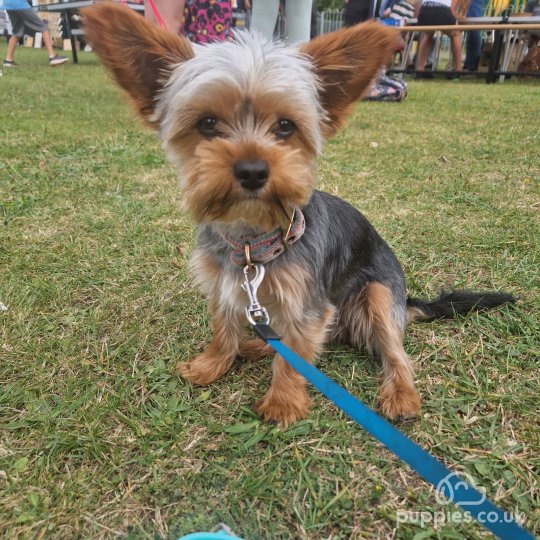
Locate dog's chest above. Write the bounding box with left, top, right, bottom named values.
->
left=191, top=248, right=310, bottom=326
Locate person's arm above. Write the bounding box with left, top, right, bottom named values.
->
left=379, top=0, right=390, bottom=16
left=450, top=0, right=463, bottom=21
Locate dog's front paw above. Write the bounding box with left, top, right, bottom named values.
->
left=378, top=383, right=421, bottom=421
left=178, top=352, right=231, bottom=386
left=255, top=392, right=312, bottom=427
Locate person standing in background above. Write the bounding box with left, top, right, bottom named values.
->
left=251, top=0, right=313, bottom=43
left=144, top=0, right=233, bottom=43
left=2, top=0, right=68, bottom=66
left=144, top=0, right=185, bottom=34
left=183, top=0, right=233, bottom=43
left=415, top=0, right=462, bottom=77
left=463, top=0, right=485, bottom=71
left=343, top=0, right=372, bottom=26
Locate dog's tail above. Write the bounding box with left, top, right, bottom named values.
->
left=407, top=290, right=515, bottom=322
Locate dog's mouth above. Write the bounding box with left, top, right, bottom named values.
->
left=239, top=187, right=267, bottom=201
left=199, top=191, right=297, bottom=232
left=178, top=140, right=316, bottom=229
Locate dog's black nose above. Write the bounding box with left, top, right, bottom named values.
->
left=233, top=160, right=269, bottom=191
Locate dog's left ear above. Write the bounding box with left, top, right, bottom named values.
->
left=300, top=22, right=396, bottom=137
left=82, top=3, right=194, bottom=129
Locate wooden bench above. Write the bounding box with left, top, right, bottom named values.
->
left=389, top=17, right=540, bottom=82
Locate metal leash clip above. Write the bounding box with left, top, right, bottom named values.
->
left=242, top=263, right=270, bottom=326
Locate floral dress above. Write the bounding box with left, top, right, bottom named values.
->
left=182, top=0, right=233, bottom=44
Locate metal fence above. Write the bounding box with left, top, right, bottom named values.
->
left=317, top=9, right=345, bottom=34
left=238, top=9, right=344, bottom=38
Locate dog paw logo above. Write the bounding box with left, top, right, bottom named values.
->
left=435, top=472, right=487, bottom=506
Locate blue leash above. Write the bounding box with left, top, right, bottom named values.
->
left=252, top=323, right=534, bottom=540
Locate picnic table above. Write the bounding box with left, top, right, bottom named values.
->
left=390, top=15, right=540, bottom=82
left=36, top=0, right=144, bottom=64
left=33, top=3, right=540, bottom=81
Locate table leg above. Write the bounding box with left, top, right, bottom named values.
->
left=487, top=28, right=503, bottom=83
left=62, top=11, right=78, bottom=64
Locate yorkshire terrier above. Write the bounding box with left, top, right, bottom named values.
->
left=83, top=4, right=514, bottom=426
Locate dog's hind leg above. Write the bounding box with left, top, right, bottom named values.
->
left=367, top=283, right=420, bottom=419
left=342, top=282, right=421, bottom=420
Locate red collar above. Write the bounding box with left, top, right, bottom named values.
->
left=223, top=208, right=305, bottom=267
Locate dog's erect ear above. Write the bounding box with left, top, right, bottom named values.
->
left=300, top=22, right=396, bottom=137
left=82, top=3, right=194, bottom=128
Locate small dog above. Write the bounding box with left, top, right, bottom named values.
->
left=83, top=4, right=514, bottom=426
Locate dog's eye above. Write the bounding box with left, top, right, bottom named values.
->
left=274, top=119, right=296, bottom=139
left=197, top=116, right=220, bottom=137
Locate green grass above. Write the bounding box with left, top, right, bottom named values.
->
left=1, top=47, right=539, bottom=539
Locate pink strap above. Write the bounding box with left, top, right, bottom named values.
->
left=146, top=0, right=168, bottom=29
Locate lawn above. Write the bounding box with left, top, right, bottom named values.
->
left=0, top=47, right=539, bottom=540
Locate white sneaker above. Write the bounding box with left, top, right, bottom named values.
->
left=49, top=55, right=69, bottom=66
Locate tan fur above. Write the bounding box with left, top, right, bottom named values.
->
left=333, top=284, right=420, bottom=419
left=256, top=306, right=336, bottom=426
left=300, top=23, right=397, bottom=137
left=178, top=296, right=242, bottom=385
left=187, top=252, right=318, bottom=413
left=83, top=5, right=414, bottom=425
left=190, top=251, right=314, bottom=328
left=185, top=253, right=337, bottom=426
left=261, top=264, right=315, bottom=327
left=333, top=287, right=377, bottom=354
left=177, top=136, right=314, bottom=229
left=238, top=340, right=273, bottom=362
left=364, top=283, right=420, bottom=419
left=164, top=82, right=318, bottom=230
left=81, top=3, right=194, bottom=127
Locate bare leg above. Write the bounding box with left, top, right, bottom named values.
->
left=416, top=32, right=434, bottom=71
left=285, top=0, right=313, bottom=44
left=5, top=34, right=18, bottom=62
left=448, top=30, right=462, bottom=71
left=41, top=30, right=57, bottom=58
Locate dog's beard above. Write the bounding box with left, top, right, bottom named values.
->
left=176, top=138, right=316, bottom=231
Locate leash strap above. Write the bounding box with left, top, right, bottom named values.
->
left=146, top=0, right=168, bottom=29
left=253, top=323, right=533, bottom=540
